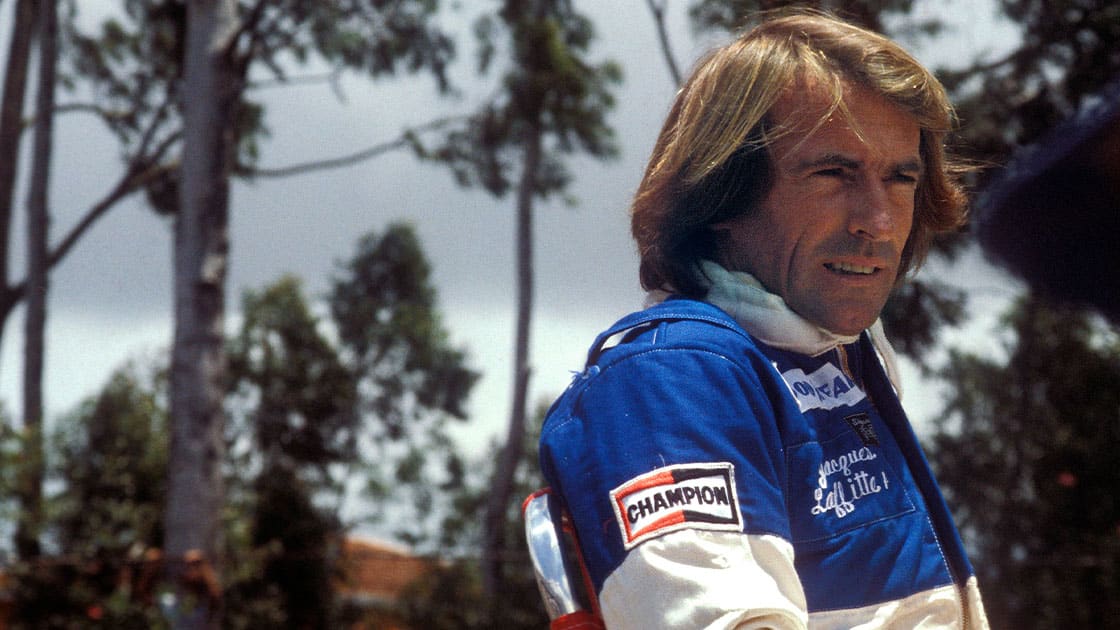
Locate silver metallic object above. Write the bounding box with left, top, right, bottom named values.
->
left=523, top=490, right=596, bottom=620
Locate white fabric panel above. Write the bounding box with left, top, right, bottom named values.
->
left=963, top=577, right=991, bottom=630
left=599, top=529, right=808, bottom=629
left=598, top=529, right=990, bottom=630
left=807, top=578, right=989, bottom=629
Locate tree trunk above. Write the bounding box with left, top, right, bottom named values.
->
left=645, top=0, right=682, bottom=86
left=0, top=0, right=35, bottom=377
left=482, top=119, right=542, bottom=601
left=166, top=1, right=238, bottom=628
left=15, top=0, right=55, bottom=562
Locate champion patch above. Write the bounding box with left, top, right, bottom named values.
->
left=609, top=463, right=741, bottom=550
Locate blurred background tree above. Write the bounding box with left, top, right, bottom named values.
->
left=398, top=402, right=551, bottom=630
left=3, top=222, right=481, bottom=627
left=930, top=297, right=1120, bottom=627
left=11, top=363, right=169, bottom=628
left=925, top=2, right=1120, bottom=626
left=2, top=2, right=459, bottom=623
left=416, top=0, right=621, bottom=601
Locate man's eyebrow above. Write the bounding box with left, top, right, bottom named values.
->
left=794, top=153, right=862, bottom=172
left=793, top=153, right=924, bottom=174
left=894, top=157, right=924, bottom=175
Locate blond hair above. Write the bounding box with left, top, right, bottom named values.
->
left=632, top=11, right=968, bottom=296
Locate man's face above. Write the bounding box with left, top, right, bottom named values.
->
left=716, top=84, right=921, bottom=335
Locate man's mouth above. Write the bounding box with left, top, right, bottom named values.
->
left=825, top=262, right=878, bottom=275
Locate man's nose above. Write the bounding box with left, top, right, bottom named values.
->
left=848, top=181, right=897, bottom=241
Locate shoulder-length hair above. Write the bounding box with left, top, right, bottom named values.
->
left=631, top=11, right=969, bottom=297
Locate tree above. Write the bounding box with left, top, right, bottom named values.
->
left=942, top=0, right=1120, bottom=179
left=940, top=0, right=1120, bottom=322
left=223, top=224, right=478, bottom=625
left=0, top=0, right=461, bottom=373
left=11, top=363, right=169, bottom=629
left=922, top=2, right=1120, bottom=624
left=227, top=276, right=358, bottom=480
left=0, top=0, right=34, bottom=351
left=225, top=276, right=357, bottom=629
left=15, top=0, right=59, bottom=563
left=328, top=223, right=479, bottom=548
left=0, top=0, right=182, bottom=366
left=3, top=221, right=477, bottom=626
left=48, top=3, right=458, bottom=622
left=163, top=5, right=240, bottom=628
left=398, top=401, right=552, bottom=630
left=424, top=0, right=620, bottom=600
left=928, top=297, right=1120, bottom=628
left=0, top=1, right=459, bottom=594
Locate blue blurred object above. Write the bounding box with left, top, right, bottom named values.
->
left=976, top=77, right=1120, bottom=321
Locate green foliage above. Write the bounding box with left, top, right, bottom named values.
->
left=397, top=402, right=552, bottom=629
left=880, top=278, right=967, bottom=371
left=0, top=403, right=19, bottom=526
left=929, top=297, right=1120, bottom=627
left=944, top=0, right=1120, bottom=179
left=423, top=0, right=620, bottom=198
left=7, top=362, right=170, bottom=629
left=224, top=223, right=479, bottom=622
left=329, top=223, right=479, bottom=549
left=0, top=407, right=49, bottom=561
left=331, top=225, right=477, bottom=429
left=225, top=464, right=338, bottom=628
left=225, top=276, right=356, bottom=627
left=922, top=3, right=1120, bottom=623
left=228, top=274, right=359, bottom=474
left=52, top=365, right=168, bottom=557
left=64, top=0, right=457, bottom=213
left=287, top=0, right=454, bottom=90
left=1, top=222, right=479, bottom=625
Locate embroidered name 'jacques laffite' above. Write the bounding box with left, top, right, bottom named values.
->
left=610, top=463, right=742, bottom=550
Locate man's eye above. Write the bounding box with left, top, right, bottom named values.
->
left=890, top=173, right=919, bottom=185
left=815, top=168, right=845, bottom=178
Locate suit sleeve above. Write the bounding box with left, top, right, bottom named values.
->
left=540, top=344, right=809, bottom=629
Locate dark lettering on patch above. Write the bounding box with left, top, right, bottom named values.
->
left=845, top=413, right=879, bottom=447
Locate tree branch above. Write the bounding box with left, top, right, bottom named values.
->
left=244, top=115, right=465, bottom=178
left=133, top=96, right=178, bottom=164
left=48, top=161, right=174, bottom=270
left=247, top=70, right=344, bottom=92
left=21, top=103, right=132, bottom=128
left=646, top=0, right=683, bottom=86
left=3, top=159, right=174, bottom=312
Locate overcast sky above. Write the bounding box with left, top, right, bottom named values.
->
left=0, top=1, right=1023, bottom=460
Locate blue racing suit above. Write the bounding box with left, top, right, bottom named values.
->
left=539, top=296, right=988, bottom=629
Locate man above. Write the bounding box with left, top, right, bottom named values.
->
left=538, top=11, right=989, bottom=629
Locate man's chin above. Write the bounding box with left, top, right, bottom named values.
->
left=797, top=303, right=884, bottom=337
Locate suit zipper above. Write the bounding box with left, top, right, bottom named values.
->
left=835, top=345, right=855, bottom=382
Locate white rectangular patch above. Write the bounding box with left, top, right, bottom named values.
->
left=779, top=362, right=866, bottom=411
left=609, top=463, right=741, bottom=550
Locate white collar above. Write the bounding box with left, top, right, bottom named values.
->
left=644, top=260, right=904, bottom=395
left=698, top=260, right=858, bottom=356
